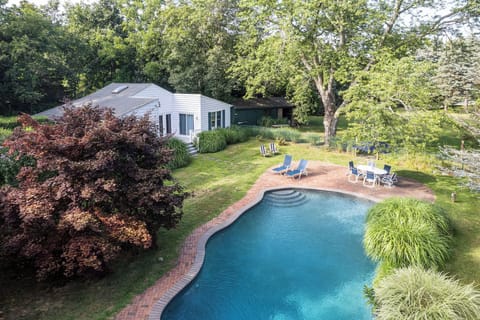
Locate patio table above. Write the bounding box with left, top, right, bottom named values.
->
left=357, top=165, right=387, bottom=176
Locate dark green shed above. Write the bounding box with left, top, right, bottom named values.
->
left=231, top=97, right=294, bottom=126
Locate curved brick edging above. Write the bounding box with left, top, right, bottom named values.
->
left=147, top=188, right=266, bottom=320
left=116, top=161, right=435, bottom=320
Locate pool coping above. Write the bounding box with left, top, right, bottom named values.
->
left=149, top=186, right=383, bottom=319
left=115, top=161, right=435, bottom=320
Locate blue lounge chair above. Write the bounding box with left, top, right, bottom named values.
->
left=272, top=154, right=292, bottom=174
left=260, top=144, right=270, bottom=157
left=269, top=142, right=279, bottom=155
left=285, top=159, right=308, bottom=179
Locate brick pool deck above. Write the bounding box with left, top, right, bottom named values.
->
left=115, top=161, right=435, bottom=320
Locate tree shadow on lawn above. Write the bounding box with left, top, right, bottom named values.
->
left=396, top=169, right=437, bottom=184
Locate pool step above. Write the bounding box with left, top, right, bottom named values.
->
left=263, top=190, right=308, bottom=207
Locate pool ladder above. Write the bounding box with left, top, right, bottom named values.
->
left=263, top=189, right=308, bottom=207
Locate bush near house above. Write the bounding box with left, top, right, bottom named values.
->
left=0, top=106, right=187, bottom=280
left=166, top=137, right=191, bottom=169
left=217, top=126, right=250, bottom=145
left=197, top=130, right=227, bottom=153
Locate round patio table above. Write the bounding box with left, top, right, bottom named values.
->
left=357, top=164, right=387, bottom=176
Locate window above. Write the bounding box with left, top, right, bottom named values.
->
left=166, top=114, right=172, bottom=134
left=216, top=111, right=222, bottom=128
left=159, top=115, right=164, bottom=135
left=179, top=114, right=194, bottom=135
left=209, top=110, right=226, bottom=130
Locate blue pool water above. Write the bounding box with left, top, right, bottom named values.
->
left=161, top=190, right=375, bottom=320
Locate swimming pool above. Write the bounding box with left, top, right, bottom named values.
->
left=161, top=189, right=375, bottom=319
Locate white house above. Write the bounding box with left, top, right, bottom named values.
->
left=37, top=83, right=232, bottom=143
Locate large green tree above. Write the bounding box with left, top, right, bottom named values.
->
left=137, top=0, right=239, bottom=101
left=0, top=1, right=83, bottom=115
left=231, top=0, right=476, bottom=144
left=341, top=54, right=444, bottom=154
left=65, top=0, right=139, bottom=95
left=434, top=37, right=480, bottom=110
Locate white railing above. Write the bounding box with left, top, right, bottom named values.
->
left=189, top=129, right=202, bottom=144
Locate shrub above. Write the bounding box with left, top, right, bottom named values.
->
left=0, top=106, right=187, bottom=280
left=197, top=130, right=227, bottom=153
left=364, top=198, right=451, bottom=270
left=252, top=127, right=276, bottom=140
left=272, top=128, right=301, bottom=142
left=306, top=133, right=322, bottom=146
left=0, top=128, right=12, bottom=143
left=373, top=267, right=480, bottom=320
left=165, top=137, right=191, bottom=169
left=258, top=116, right=289, bottom=127
left=252, top=126, right=302, bottom=142
left=217, top=126, right=250, bottom=145
left=0, top=150, right=35, bottom=186
left=258, top=116, right=275, bottom=127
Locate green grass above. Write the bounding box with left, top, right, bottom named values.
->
left=0, top=115, right=49, bottom=143
left=1, top=116, right=480, bottom=319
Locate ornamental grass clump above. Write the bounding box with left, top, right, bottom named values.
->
left=364, top=198, right=451, bottom=270
left=272, top=128, right=301, bottom=142
left=166, top=137, right=191, bottom=169
left=374, top=267, right=480, bottom=320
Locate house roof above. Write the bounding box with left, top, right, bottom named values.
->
left=36, top=83, right=158, bottom=118
left=232, top=97, right=294, bottom=110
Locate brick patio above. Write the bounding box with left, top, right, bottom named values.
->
left=115, top=161, right=435, bottom=320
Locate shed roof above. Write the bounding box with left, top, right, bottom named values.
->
left=232, top=97, right=294, bottom=110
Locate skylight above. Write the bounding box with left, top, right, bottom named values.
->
left=112, top=85, right=128, bottom=94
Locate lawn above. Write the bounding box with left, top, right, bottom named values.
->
left=0, top=116, right=479, bottom=319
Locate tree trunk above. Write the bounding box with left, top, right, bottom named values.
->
left=323, top=104, right=338, bottom=146
left=313, top=75, right=338, bottom=146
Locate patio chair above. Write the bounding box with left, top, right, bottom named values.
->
left=349, top=161, right=354, bottom=169
left=269, top=142, right=279, bottom=155
left=363, top=171, right=378, bottom=187
left=367, top=160, right=376, bottom=168
left=272, top=154, right=292, bottom=174
left=383, top=164, right=392, bottom=175
left=348, top=167, right=362, bottom=183
left=285, top=159, right=308, bottom=179
left=381, top=172, right=398, bottom=187
left=260, top=144, right=271, bottom=157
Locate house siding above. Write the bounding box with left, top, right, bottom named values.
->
left=173, top=94, right=202, bottom=141
left=200, top=95, right=231, bottom=131
left=124, top=101, right=160, bottom=130
left=40, top=83, right=232, bottom=143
